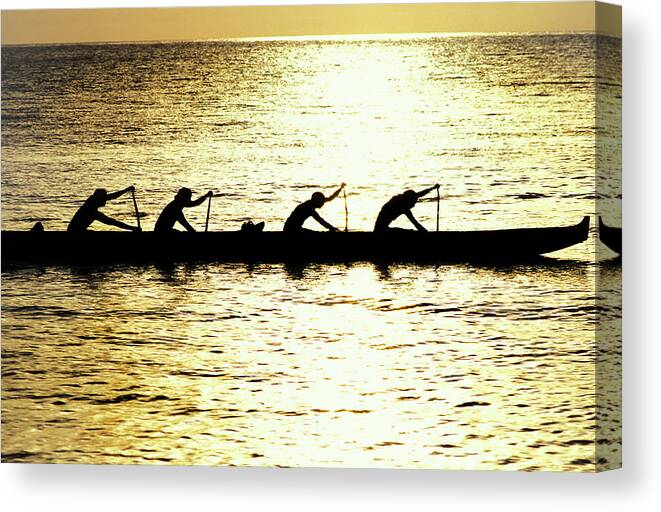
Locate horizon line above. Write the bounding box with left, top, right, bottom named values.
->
left=1, top=29, right=621, bottom=48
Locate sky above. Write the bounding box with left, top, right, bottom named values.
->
left=1, top=2, right=621, bottom=45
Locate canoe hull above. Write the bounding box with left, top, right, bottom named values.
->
left=598, top=217, right=622, bottom=254
left=1, top=217, right=590, bottom=265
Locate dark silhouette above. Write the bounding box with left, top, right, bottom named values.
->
left=284, top=183, right=346, bottom=232
left=374, top=184, right=440, bottom=232
left=67, top=186, right=140, bottom=232
left=2, top=217, right=591, bottom=264
left=155, top=188, right=213, bottom=232
left=241, top=220, right=265, bottom=233
left=598, top=217, right=622, bottom=254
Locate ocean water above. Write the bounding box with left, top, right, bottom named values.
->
left=1, top=33, right=621, bottom=471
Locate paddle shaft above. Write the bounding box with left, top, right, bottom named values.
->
left=343, top=188, right=348, bottom=232
left=131, top=189, right=141, bottom=230
left=205, top=195, right=212, bottom=232
left=436, top=187, right=440, bottom=232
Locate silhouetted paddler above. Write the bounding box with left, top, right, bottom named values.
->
left=374, top=184, right=440, bottom=232
left=284, top=183, right=346, bottom=232
left=155, top=188, right=213, bottom=232
left=67, top=186, right=140, bottom=232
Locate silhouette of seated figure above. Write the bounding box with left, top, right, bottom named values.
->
left=284, top=183, right=345, bottom=233
left=67, top=186, right=140, bottom=233
left=155, top=188, right=212, bottom=232
left=374, top=184, right=440, bottom=232
left=241, top=220, right=265, bottom=233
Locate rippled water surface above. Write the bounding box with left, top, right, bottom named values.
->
left=1, top=33, right=621, bottom=470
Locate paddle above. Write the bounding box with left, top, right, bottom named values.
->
left=131, top=188, right=141, bottom=230
left=343, top=187, right=348, bottom=232
left=436, top=185, right=440, bottom=232
left=205, top=193, right=212, bottom=232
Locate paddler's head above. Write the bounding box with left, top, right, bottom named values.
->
left=311, top=191, right=326, bottom=208
left=175, top=187, right=193, bottom=204
left=402, top=189, right=418, bottom=209
left=91, top=188, right=108, bottom=207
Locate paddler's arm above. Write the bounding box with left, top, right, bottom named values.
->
left=405, top=211, right=427, bottom=232
left=177, top=212, right=196, bottom=232
left=189, top=191, right=213, bottom=208
left=312, top=211, right=338, bottom=231
left=324, top=183, right=346, bottom=203
left=415, top=184, right=440, bottom=199
left=94, top=211, right=141, bottom=231
left=106, top=185, right=135, bottom=201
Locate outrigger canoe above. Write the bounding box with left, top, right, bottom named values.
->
left=598, top=217, right=622, bottom=254
left=1, top=217, right=589, bottom=265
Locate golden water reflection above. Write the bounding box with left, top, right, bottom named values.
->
left=2, top=261, right=612, bottom=470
